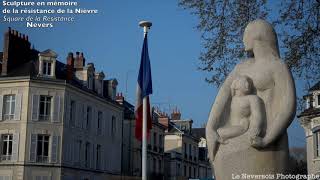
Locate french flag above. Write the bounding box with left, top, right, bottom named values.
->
left=135, top=34, right=153, bottom=141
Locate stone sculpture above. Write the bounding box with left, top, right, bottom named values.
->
left=206, top=19, right=296, bottom=180
left=217, top=75, right=265, bottom=145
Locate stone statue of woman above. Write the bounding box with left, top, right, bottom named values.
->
left=206, top=19, right=296, bottom=180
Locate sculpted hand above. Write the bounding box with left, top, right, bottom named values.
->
left=250, top=136, right=266, bottom=149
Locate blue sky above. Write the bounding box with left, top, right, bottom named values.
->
left=0, top=0, right=306, bottom=147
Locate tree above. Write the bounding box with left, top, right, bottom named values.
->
left=179, top=0, right=320, bottom=89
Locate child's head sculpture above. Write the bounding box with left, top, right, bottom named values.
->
left=230, top=75, right=253, bottom=96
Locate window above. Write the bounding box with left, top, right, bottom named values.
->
left=111, top=116, right=116, bottom=134
left=97, top=111, right=102, bottom=135
left=86, top=107, right=91, bottom=129
left=189, top=144, right=192, bottom=159
left=69, top=100, right=75, bottom=126
left=1, top=134, right=12, bottom=161
left=158, top=159, right=162, bottom=172
left=3, top=95, right=15, bottom=120
left=85, top=142, right=90, bottom=167
left=189, top=166, right=191, bottom=177
left=153, top=132, right=157, bottom=151
left=43, top=61, right=52, bottom=76
left=177, top=163, right=181, bottom=176
left=184, top=165, right=186, bottom=176
left=76, top=140, right=82, bottom=163
left=315, top=131, right=320, bottom=158
left=96, top=144, right=101, bottom=169
left=37, top=135, right=49, bottom=163
left=184, top=143, right=187, bottom=158
left=39, top=96, right=52, bottom=121
left=318, top=95, right=320, bottom=107
left=152, top=157, right=156, bottom=173
left=88, top=75, right=93, bottom=89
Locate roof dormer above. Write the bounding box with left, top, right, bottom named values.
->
left=38, top=49, right=57, bottom=78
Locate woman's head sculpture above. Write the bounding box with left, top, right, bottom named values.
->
left=243, top=19, right=280, bottom=57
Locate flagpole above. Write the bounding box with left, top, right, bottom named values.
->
left=139, top=20, right=152, bottom=180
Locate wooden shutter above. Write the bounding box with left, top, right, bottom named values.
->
left=51, top=96, right=60, bottom=123
left=0, top=95, right=3, bottom=121
left=14, top=94, right=22, bottom=120
left=51, top=135, right=59, bottom=163
left=29, top=134, right=37, bottom=162
left=12, top=133, right=20, bottom=161
left=31, top=95, right=40, bottom=121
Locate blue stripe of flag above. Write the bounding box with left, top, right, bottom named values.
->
left=138, top=34, right=153, bottom=98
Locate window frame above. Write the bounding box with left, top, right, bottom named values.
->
left=97, top=111, right=102, bottom=135
left=42, top=61, right=52, bottom=76
left=1, top=134, right=13, bottom=161
left=36, top=134, right=49, bottom=163
left=3, top=94, right=16, bottom=120
left=39, top=95, right=52, bottom=121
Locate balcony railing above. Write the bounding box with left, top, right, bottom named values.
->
left=1, top=155, right=12, bottom=161
left=36, top=156, right=48, bottom=163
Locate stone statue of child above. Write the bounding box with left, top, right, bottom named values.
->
left=217, top=75, right=265, bottom=145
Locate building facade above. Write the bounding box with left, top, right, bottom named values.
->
left=299, top=81, right=320, bottom=176
left=159, top=110, right=212, bottom=180
left=120, top=95, right=165, bottom=179
left=0, top=28, right=123, bottom=180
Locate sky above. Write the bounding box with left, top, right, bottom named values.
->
left=0, top=0, right=307, bottom=147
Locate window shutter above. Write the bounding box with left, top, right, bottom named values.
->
left=100, top=146, right=104, bottom=170
left=51, top=135, right=59, bottom=163
left=92, top=143, right=96, bottom=169
left=14, top=94, right=22, bottom=120
left=31, top=95, right=40, bottom=121
left=75, top=103, right=81, bottom=128
left=101, top=112, right=105, bottom=136
left=12, top=133, right=20, bottom=161
left=0, top=95, right=3, bottom=121
left=314, top=133, right=318, bottom=158
left=29, top=134, right=37, bottom=162
left=80, top=142, right=85, bottom=167
left=83, top=105, right=87, bottom=129
left=51, top=96, right=60, bottom=123
left=65, top=96, right=70, bottom=127
left=92, top=109, right=96, bottom=133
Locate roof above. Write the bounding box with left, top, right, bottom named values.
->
left=310, top=81, right=320, bottom=91
left=298, top=107, right=320, bottom=118
left=192, top=128, right=206, bottom=139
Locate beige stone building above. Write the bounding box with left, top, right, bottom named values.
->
left=299, top=81, right=320, bottom=176
left=0, top=28, right=123, bottom=180
left=120, top=95, right=166, bottom=179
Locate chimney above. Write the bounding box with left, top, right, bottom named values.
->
left=2, top=27, right=11, bottom=75
left=116, top=93, right=124, bottom=105
left=74, top=51, right=85, bottom=69
left=171, top=108, right=181, bottom=120
left=66, top=52, right=74, bottom=81
left=1, top=27, right=32, bottom=76
left=159, top=115, right=169, bottom=129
